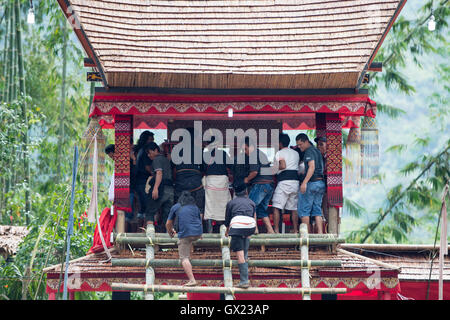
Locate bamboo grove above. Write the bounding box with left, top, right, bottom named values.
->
left=1, top=0, right=30, bottom=224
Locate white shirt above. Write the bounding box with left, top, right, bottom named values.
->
left=275, top=147, right=300, bottom=174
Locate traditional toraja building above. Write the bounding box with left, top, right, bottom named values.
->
left=43, top=0, right=447, bottom=300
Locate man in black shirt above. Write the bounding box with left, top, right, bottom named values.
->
left=144, top=142, right=174, bottom=231
left=135, top=131, right=155, bottom=227
left=315, top=136, right=328, bottom=232
left=296, top=133, right=326, bottom=234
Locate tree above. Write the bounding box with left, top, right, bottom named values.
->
left=345, top=0, right=450, bottom=243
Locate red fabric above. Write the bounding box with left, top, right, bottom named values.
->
left=98, top=118, right=115, bottom=129
left=88, top=207, right=117, bottom=254
left=186, top=285, right=391, bottom=300
left=398, top=281, right=450, bottom=300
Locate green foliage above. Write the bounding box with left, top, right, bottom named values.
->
left=0, top=0, right=101, bottom=300
left=345, top=0, right=450, bottom=244
left=346, top=141, right=449, bottom=243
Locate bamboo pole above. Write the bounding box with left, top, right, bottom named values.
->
left=220, top=225, right=233, bottom=300
left=111, top=258, right=341, bottom=268
left=340, top=243, right=443, bottom=252
left=1, top=3, right=10, bottom=102
left=328, top=207, right=339, bottom=253
left=114, top=236, right=345, bottom=246
left=300, top=223, right=310, bottom=300
left=14, top=0, right=30, bottom=225
left=336, top=248, right=400, bottom=271
left=116, top=232, right=339, bottom=239
left=10, top=2, right=16, bottom=102
left=111, top=283, right=347, bottom=295
left=145, top=223, right=155, bottom=300
left=57, top=18, right=68, bottom=179
left=6, top=1, right=13, bottom=103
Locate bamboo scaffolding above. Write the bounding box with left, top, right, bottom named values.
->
left=115, top=232, right=339, bottom=239
left=145, top=224, right=155, bottom=300
left=111, top=258, right=342, bottom=268
left=220, top=225, right=233, bottom=300
left=114, top=236, right=345, bottom=246
left=300, top=224, right=311, bottom=300
left=111, top=283, right=347, bottom=295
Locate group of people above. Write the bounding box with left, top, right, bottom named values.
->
left=105, top=129, right=328, bottom=287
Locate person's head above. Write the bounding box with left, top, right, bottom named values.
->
left=279, top=133, right=291, bottom=149
left=105, top=144, right=115, bottom=160
left=295, top=133, right=312, bottom=152
left=242, top=136, right=256, bottom=155
left=233, top=179, right=248, bottom=197
left=178, top=190, right=197, bottom=207
left=144, top=142, right=160, bottom=160
left=137, top=131, right=155, bottom=150
left=314, top=136, right=327, bottom=155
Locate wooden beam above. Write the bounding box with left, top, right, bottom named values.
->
left=356, top=0, right=407, bottom=89
left=368, top=62, right=383, bottom=72
left=337, top=248, right=401, bottom=271
left=115, top=232, right=339, bottom=239
left=84, top=57, right=95, bottom=68
left=111, top=283, right=347, bottom=295
left=111, top=258, right=342, bottom=268
left=114, top=236, right=345, bottom=246
left=56, top=0, right=108, bottom=87
left=95, top=86, right=369, bottom=96
left=340, top=243, right=443, bottom=252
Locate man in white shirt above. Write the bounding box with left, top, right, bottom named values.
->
left=272, top=133, right=300, bottom=233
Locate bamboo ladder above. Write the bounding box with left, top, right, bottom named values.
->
left=111, top=224, right=347, bottom=299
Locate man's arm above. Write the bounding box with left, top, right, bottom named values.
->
left=224, top=203, right=232, bottom=237
left=278, top=159, right=286, bottom=171
left=152, top=170, right=163, bottom=199
left=300, top=160, right=315, bottom=194
left=166, top=219, right=176, bottom=238
left=244, top=171, right=258, bottom=184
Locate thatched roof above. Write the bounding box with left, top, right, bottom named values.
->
left=58, top=0, right=406, bottom=89
left=0, top=226, right=29, bottom=259
left=341, top=244, right=450, bottom=281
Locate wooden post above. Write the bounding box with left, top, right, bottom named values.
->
left=145, top=223, right=156, bottom=300
left=324, top=113, right=343, bottom=240
left=116, top=211, right=126, bottom=234
left=300, top=223, right=310, bottom=300
left=220, top=225, right=233, bottom=300
left=328, top=206, right=339, bottom=252
left=114, top=115, right=133, bottom=234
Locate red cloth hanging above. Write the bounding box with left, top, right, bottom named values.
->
left=88, top=207, right=117, bottom=254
